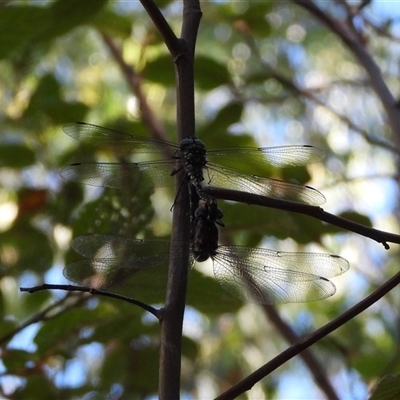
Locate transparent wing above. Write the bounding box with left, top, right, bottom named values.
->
left=63, top=122, right=178, bottom=155
left=207, top=145, right=324, bottom=167
left=212, top=246, right=349, bottom=304
left=205, top=163, right=326, bottom=206
left=64, top=259, right=168, bottom=299
left=64, top=235, right=171, bottom=298
left=71, top=234, right=171, bottom=258
left=59, top=160, right=176, bottom=188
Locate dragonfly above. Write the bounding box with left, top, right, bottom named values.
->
left=64, top=203, right=349, bottom=305
left=60, top=122, right=326, bottom=206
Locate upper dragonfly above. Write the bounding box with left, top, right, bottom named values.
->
left=60, top=122, right=326, bottom=206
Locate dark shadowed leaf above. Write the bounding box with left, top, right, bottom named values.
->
left=187, top=269, right=242, bottom=314
left=24, top=74, right=89, bottom=125
left=0, top=6, right=48, bottom=59
left=2, top=349, right=34, bottom=371
left=143, top=54, right=175, bottom=86
left=33, top=0, right=108, bottom=43
left=0, top=144, right=35, bottom=168
left=34, top=306, right=110, bottom=356
left=91, top=9, right=133, bottom=39
left=198, top=102, right=244, bottom=142
left=369, top=374, right=400, bottom=400
left=324, top=211, right=373, bottom=235
left=2, top=224, right=53, bottom=275
left=195, top=55, right=230, bottom=90
left=13, top=375, right=59, bottom=400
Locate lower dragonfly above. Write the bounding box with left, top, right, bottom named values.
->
left=64, top=203, right=349, bottom=305
left=60, top=122, right=326, bottom=206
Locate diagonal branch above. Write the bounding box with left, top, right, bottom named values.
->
left=202, top=187, right=400, bottom=249
left=216, top=269, right=400, bottom=399
left=139, top=0, right=183, bottom=57
left=0, top=293, right=82, bottom=346
left=263, top=306, right=339, bottom=400
left=239, top=25, right=398, bottom=154
left=292, top=0, right=400, bottom=148
left=100, top=33, right=170, bottom=147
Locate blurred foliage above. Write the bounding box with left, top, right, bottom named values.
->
left=0, top=1, right=399, bottom=399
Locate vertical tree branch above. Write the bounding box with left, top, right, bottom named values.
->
left=150, top=1, right=202, bottom=399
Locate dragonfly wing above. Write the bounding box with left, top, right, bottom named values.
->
left=205, top=164, right=326, bottom=206
left=212, top=246, right=348, bottom=304
left=60, top=160, right=175, bottom=189
left=71, top=234, right=170, bottom=258
left=63, top=122, right=178, bottom=155
left=224, top=247, right=350, bottom=278
left=63, top=259, right=168, bottom=298
left=65, top=235, right=171, bottom=297
left=207, top=145, right=325, bottom=167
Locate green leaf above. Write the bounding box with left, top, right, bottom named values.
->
left=144, top=54, right=230, bottom=90
left=0, top=144, right=35, bottom=168
left=34, top=306, right=111, bottom=356
left=24, top=74, right=89, bottom=125
left=14, top=375, right=59, bottom=400
left=182, top=335, right=199, bottom=361
left=324, top=210, right=373, bottom=235
left=199, top=102, right=244, bottom=142
left=195, top=55, right=230, bottom=90
left=143, top=54, right=175, bottom=86
left=221, top=201, right=325, bottom=246
left=0, top=1, right=107, bottom=59
left=187, top=269, right=242, bottom=314
left=2, top=224, right=53, bottom=275
left=91, top=9, right=132, bottom=39
left=21, top=290, right=52, bottom=317
left=281, top=165, right=312, bottom=185
left=33, top=0, right=108, bottom=43
left=339, top=211, right=373, bottom=228
left=89, top=312, right=151, bottom=344
left=99, top=344, right=159, bottom=394
left=238, top=3, right=272, bottom=38
left=47, top=101, right=89, bottom=125
left=369, top=374, right=400, bottom=400
left=0, top=318, right=17, bottom=338
left=0, top=6, right=48, bottom=59
left=2, top=348, right=33, bottom=371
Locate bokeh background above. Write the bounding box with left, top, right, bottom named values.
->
left=0, top=1, right=399, bottom=399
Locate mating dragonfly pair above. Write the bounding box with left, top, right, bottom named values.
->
left=61, top=122, right=349, bottom=304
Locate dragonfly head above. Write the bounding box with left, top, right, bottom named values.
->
left=179, top=137, right=206, bottom=151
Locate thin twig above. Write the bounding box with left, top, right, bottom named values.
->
left=100, top=33, right=170, bottom=148
left=201, top=187, right=400, bottom=249
left=216, top=269, right=400, bottom=399
left=240, top=34, right=398, bottom=154
left=139, top=0, right=183, bottom=57
left=20, top=284, right=161, bottom=319
left=0, top=293, right=81, bottom=345
left=292, top=0, right=400, bottom=149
